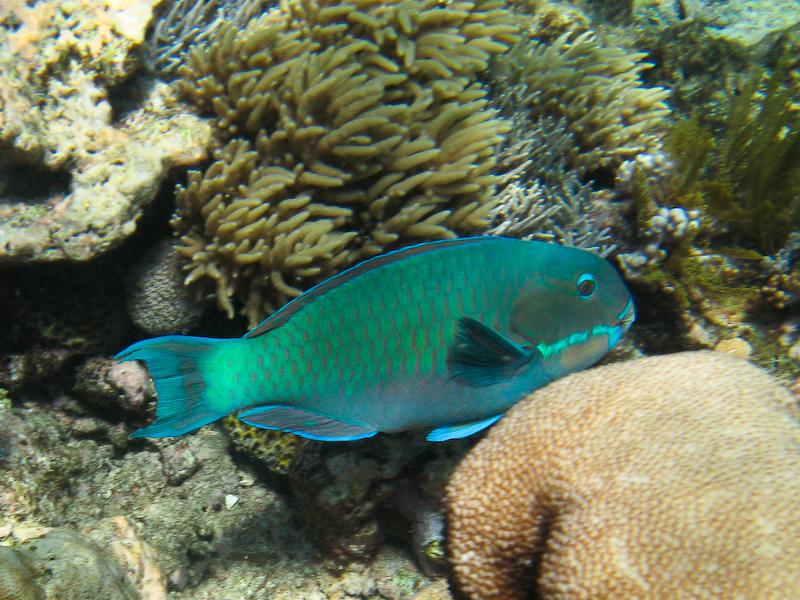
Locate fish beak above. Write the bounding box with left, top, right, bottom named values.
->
left=616, top=298, right=636, bottom=331
left=606, top=298, right=635, bottom=350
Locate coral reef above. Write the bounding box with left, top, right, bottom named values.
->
left=664, top=66, right=799, bottom=255
left=23, top=529, right=137, bottom=599
left=1, top=390, right=439, bottom=599
left=90, top=516, right=169, bottom=600
left=618, top=61, right=800, bottom=375
left=490, top=30, right=670, bottom=174
left=222, top=415, right=307, bottom=475
left=392, top=480, right=447, bottom=577
left=0, top=263, right=129, bottom=388
left=632, top=19, right=751, bottom=118
left=125, top=239, right=206, bottom=336
left=146, top=0, right=270, bottom=76
left=170, top=0, right=519, bottom=324
left=487, top=115, right=616, bottom=255
left=0, top=0, right=212, bottom=264
left=73, top=356, right=154, bottom=415
left=0, top=547, right=41, bottom=600
left=446, top=351, right=800, bottom=599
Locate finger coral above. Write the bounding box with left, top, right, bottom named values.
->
left=492, top=31, right=670, bottom=173
left=446, top=351, right=800, bottom=600
left=170, top=0, right=519, bottom=324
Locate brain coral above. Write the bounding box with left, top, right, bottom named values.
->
left=446, top=351, right=800, bottom=600
left=172, top=0, right=519, bottom=324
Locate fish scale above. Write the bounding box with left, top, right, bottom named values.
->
left=116, top=237, right=634, bottom=441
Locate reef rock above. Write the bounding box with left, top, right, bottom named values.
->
left=0, top=0, right=212, bottom=263
left=446, top=351, right=800, bottom=599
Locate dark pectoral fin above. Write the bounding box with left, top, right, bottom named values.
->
left=447, top=317, right=537, bottom=387
left=238, top=405, right=377, bottom=441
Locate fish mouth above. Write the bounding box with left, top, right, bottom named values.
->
left=615, top=297, right=636, bottom=330
left=605, top=298, right=635, bottom=350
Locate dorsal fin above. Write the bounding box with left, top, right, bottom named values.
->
left=244, top=236, right=505, bottom=339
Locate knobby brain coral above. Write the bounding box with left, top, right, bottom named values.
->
left=171, top=0, right=519, bottom=325
left=446, top=351, right=800, bottom=600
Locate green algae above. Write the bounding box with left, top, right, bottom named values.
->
left=666, top=61, right=800, bottom=255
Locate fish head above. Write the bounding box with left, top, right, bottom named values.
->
left=512, top=244, right=635, bottom=374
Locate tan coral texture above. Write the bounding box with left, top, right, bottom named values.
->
left=493, top=31, right=669, bottom=172
left=446, top=351, right=800, bottom=600
left=0, top=0, right=212, bottom=263
left=173, top=0, right=519, bottom=325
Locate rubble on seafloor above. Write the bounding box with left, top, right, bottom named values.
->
left=0, top=393, right=452, bottom=599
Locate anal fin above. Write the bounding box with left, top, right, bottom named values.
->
left=238, top=405, right=378, bottom=442
left=426, top=414, right=503, bottom=442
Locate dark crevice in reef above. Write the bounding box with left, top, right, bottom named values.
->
left=0, top=161, right=72, bottom=204
left=527, top=504, right=558, bottom=600
left=107, top=69, right=157, bottom=124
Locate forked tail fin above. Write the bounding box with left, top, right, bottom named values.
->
left=115, top=335, right=228, bottom=438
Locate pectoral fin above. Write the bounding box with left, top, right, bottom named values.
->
left=238, top=405, right=377, bottom=441
left=447, top=317, right=537, bottom=387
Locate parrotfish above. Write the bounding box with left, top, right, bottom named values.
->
left=117, top=236, right=634, bottom=442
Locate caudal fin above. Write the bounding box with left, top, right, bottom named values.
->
left=115, top=335, right=228, bottom=438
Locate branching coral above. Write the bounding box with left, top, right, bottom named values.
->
left=491, top=31, right=670, bottom=173
left=488, top=116, right=616, bottom=255
left=172, top=0, right=519, bottom=324
left=447, top=351, right=800, bottom=600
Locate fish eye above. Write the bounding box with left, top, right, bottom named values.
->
left=576, top=273, right=596, bottom=299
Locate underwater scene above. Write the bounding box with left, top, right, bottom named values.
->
left=1, top=0, right=799, bottom=598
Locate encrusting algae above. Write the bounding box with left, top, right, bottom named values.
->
left=446, top=351, right=800, bottom=600
left=171, top=0, right=521, bottom=325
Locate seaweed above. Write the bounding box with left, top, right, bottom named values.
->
left=666, top=61, right=800, bottom=255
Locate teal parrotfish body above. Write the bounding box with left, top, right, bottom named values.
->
left=116, top=237, right=634, bottom=442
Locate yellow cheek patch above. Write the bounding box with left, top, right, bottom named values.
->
left=557, top=334, right=609, bottom=372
